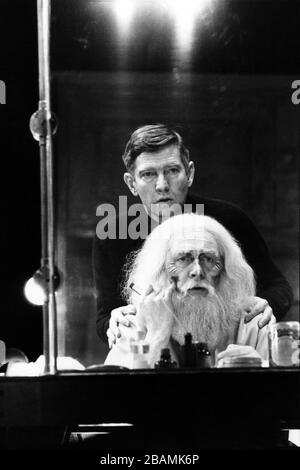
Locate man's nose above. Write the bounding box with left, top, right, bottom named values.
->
left=155, top=173, right=169, bottom=192
left=188, top=260, right=204, bottom=279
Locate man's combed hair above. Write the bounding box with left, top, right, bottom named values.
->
left=122, top=123, right=190, bottom=172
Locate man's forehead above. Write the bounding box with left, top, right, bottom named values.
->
left=170, top=232, right=219, bottom=254
left=134, top=145, right=182, bottom=171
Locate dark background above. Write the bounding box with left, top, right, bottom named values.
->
left=0, top=0, right=299, bottom=363
left=0, top=0, right=42, bottom=360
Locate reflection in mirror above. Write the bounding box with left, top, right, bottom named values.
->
left=50, top=0, right=299, bottom=368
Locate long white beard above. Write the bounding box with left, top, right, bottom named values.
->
left=171, top=289, right=240, bottom=353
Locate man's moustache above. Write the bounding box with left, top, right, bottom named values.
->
left=178, top=281, right=216, bottom=297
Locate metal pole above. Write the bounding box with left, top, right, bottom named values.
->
left=33, top=0, right=57, bottom=374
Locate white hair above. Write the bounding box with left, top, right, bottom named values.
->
left=122, top=213, right=256, bottom=307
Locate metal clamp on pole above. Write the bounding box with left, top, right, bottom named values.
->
left=30, top=101, right=57, bottom=144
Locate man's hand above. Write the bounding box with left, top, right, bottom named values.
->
left=139, top=283, right=176, bottom=342
left=137, top=282, right=177, bottom=366
left=241, top=296, right=273, bottom=328
left=107, top=305, right=137, bottom=348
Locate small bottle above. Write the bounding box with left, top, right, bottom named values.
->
left=155, top=348, right=177, bottom=369
left=130, top=331, right=150, bottom=369
left=180, top=333, right=196, bottom=368
left=0, top=340, right=6, bottom=365
left=195, top=342, right=212, bottom=368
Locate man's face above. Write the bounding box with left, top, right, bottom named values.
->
left=167, top=232, right=233, bottom=350
left=124, top=144, right=194, bottom=221
left=166, top=232, right=223, bottom=296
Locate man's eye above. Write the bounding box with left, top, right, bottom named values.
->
left=142, top=171, right=155, bottom=179
left=199, top=254, right=215, bottom=267
left=177, top=254, right=192, bottom=263
left=167, top=168, right=180, bottom=175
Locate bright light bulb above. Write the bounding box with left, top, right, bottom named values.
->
left=114, top=0, right=135, bottom=35
left=24, top=277, right=47, bottom=306
left=165, top=0, right=214, bottom=53
left=174, top=6, right=196, bottom=52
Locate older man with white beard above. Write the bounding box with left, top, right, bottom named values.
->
left=105, top=213, right=276, bottom=368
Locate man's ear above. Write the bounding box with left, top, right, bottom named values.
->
left=124, top=172, right=138, bottom=196
left=187, top=161, right=195, bottom=187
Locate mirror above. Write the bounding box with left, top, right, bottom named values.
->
left=50, top=0, right=299, bottom=368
